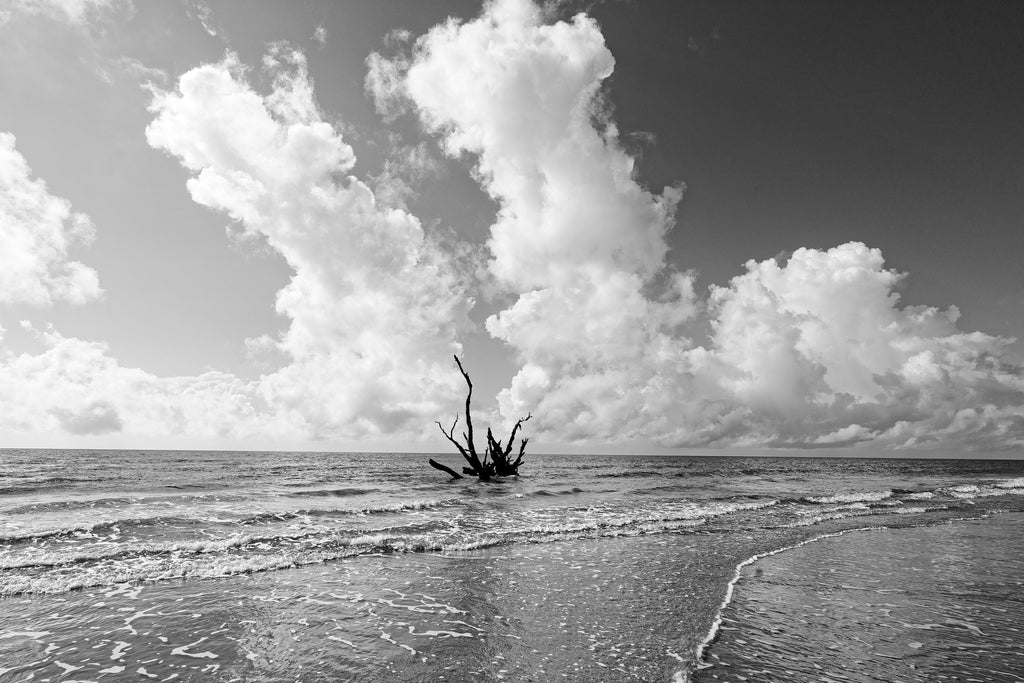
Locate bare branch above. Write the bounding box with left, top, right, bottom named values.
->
left=428, top=458, right=463, bottom=479
left=503, top=413, right=532, bottom=458
left=436, top=418, right=474, bottom=469
left=453, top=355, right=477, bottom=458
left=510, top=437, right=529, bottom=470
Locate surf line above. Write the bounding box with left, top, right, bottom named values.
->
left=675, top=524, right=887, bottom=683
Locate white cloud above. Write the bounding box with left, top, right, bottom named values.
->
left=312, top=23, right=327, bottom=46
left=695, top=243, right=1024, bottom=449
left=370, top=140, right=444, bottom=211
left=0, top=46, right=472, bottom=445
left=393, top=0, right=695, bottom=441
left=365, top=50, right=411, bottom=122
left=184, top=0, right=218, bottom=38
left=0, top=324, right=277, bottom=440
left=392, top=0, right=1024, bottom=451
left=1, top=0, right=1020, bottom=452
left=0, top=132, right=101, bottom=306
left=146, top=46, right=473, bottom=439
left=96, top=56, right=168, bottom=87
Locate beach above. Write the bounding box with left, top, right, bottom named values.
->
left=2, top=450, right=1024, bottom=682
left=697, top=513, right=1024, bottom=682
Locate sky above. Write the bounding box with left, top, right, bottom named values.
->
left=0, top=0, right=1022, bottom=456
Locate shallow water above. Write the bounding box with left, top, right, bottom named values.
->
left=695, top=513, right=1024, bottom=683
left=2, top=450, right=1023, bottom=681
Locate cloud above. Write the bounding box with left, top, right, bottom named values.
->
left=0, top=132, right=101, bottom=306
left=312, top=23, right=327, bottom=46
left=391, top=0, right=1024, bottom=451
left=390, top=0, right=694, bottom=440
left=370, top=140, right=444, bottom=211
left=365, top=50, right=411, bottom=122
left=146, top=46, right=473, bottom=439
left=8, top=0, right=130, bottom=25
left=94, top=56, right=168, bottom=87
left=698, top=243, right=1024, bottom=450
left=51, top=399, right=123, bottom=435
left=0, top=46, right=472, bottom=445
left=1, top=0, right=1020, bottom=452
left=184, top=0, right=219, bottom=38
left=0, top=324, right=276, bottom=441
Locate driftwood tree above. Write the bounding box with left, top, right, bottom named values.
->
left=429, top=356, right=531, bottom=481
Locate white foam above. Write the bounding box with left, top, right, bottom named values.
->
left=0, top=630, right=51, bottom=639
left=893, top=507, right=929, bottom=514
left=808, top=490, right=892, bottom=504
left=945, top=484, right=1007, bottom=500
left=170, top=637, right=217, bottom=659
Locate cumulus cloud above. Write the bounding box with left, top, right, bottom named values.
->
left=2, top=0, right=1021, bottom=452
left=0, top=139, right=266, bottom=444
left=0, top=324, right=276, bottom=441
left=698, top=243, right=1024, bottom=449
left=389, top=0, right=1024, bottom=451
left=51, top=399, right=123, bottom=435
left=388, top=0, right=695, bottom=440
left=0, top=132, right=101, bottom=306
left=146, top=45, right=472, bottom=439
left=1, top=46, right=471, bottom=444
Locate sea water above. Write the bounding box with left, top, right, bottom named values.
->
left=1, top=449, right=1023, bottom=681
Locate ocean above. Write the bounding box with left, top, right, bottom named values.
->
left=1, top=449, right=1023, bottom=682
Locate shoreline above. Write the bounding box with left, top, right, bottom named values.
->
left=688, top=510, right=1024, bottom=683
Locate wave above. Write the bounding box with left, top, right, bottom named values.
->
left=0, top=499, right=776, bottom=596
left=525, top=487, right=586, bottom=497
left=942, top=483, right=1018, bottom=500
left=594, top=471, right=663, bottom=479
left=3, top=492, right=252, bottom=514
left=283, top=487, right=379, bottom=498
left=0, top=497, right=463, bottom=546
left=0, top=515, right=208, bottom=544
left=798, top=478, right=1024, bottom=507
left=805, top=490, right=893, bottom=505
left=4, top=473, right=1023, bottom=598
left=0, top=518, right=709, bottom=595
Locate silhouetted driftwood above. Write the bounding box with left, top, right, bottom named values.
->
left=428, top=458, right=463, bottom=479
left=430, top=355, right=531, bottom=481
